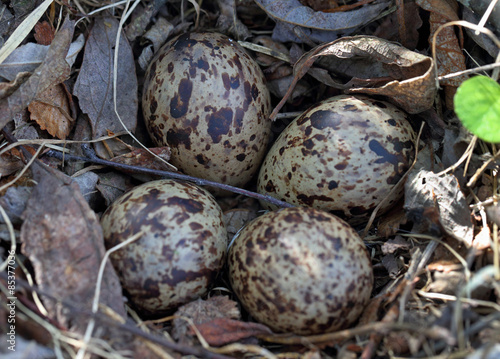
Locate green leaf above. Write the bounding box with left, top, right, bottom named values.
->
left=454, top=75, right=500, bottom=143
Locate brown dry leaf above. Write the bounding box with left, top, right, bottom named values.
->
left=34, top=21, right=55, bottom=45
left=270, top=35, right=436, bottom=119
left=20, top=162, right=126, bottom=333
left=0, top=16, right=74, bottom=131
left=110, top=147, right=172, bottom=171
left=28, top=84, right=73, bottom=139
left=416, top=0, right=467, bottom=108
left=192, top=318, right=273, bottom=346
left=73, top=16, right=138, bottom=156
left=172, top=296, right=240, bottom=344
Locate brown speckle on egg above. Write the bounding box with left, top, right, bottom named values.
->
left=228, top=207, right=373, bottom=335
left=101, top=179, right=227, bottom=315
left=257, top=95, right=415, bottom=225
left=142, top=32, right=272, bottom=189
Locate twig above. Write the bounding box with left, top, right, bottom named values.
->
left=44, top=145, right=295, bottom=208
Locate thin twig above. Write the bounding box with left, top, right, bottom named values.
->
left=44, top=146, right=295, bottom=209
left=0, top=273, right=234, bottom=359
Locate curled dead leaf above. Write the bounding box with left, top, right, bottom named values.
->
left=271, top=35, right=437, bottom=119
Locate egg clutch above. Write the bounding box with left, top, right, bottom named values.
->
left=101, top=32, right=415, bottom=334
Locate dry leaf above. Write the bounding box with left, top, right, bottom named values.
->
left=381, top=236, right=412, bottom=255
left=0, top=72, right=31, bottom=99
left=416, top=0, right=467, bottom=108
left=0, top=185, right=32, bottom=225
left=192, top=318, right=272, bottom=346
left=377, top=205, right=408, bottom=238
left=0, top=17, right=74, bottom=131
left=216, top=0, right=252, bottom=40
left=34, top=21, right=55, bottom=45
left=142, top=17, right=173, bottom=53
left=21, top=162, right=126, bottom=333
left=110, top=147, right=172, bottom=171
left=0, top=34, right=84, bottom=82
left=270, top=35, right=437, bottom=119
left=381, top=254, right=401, bottom=278
left=95, top=171, right=135, bottom=207
left=404, top=169, right=473, bottom=246
left=73, top=16, right=138, bottom=156
left=223, top=209, right=258, bottom=241
left=255, top=0, right=390, bottom=43
left=0, top=148, right=23, bottom=178
left=172, top=296, right=241, bottom=344
left=28, top=84, right=73, bottom=139
left=373, top=1, right=422, bottom=50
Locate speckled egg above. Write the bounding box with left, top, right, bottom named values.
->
left=142, top=32, right=272, bottom=189
left=257, top=95, right=415, bottom=224
left=101, top=179, right=227, bottom=315
left=228, top=207, right=373, bottom=334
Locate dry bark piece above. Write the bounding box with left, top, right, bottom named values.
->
left=0, top=16, right=74, bottom=131
left=270, top=35, right=437, bottom=119
left=28, top=84, right=73, bottom=139
left=20, top=162, right=126, bottom=333
left=73, top=16, right=138, bottom=157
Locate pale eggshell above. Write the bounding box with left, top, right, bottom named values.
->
left=142, top=32, right=272, bottom=188
left=257, top=95, right=415, bottom=224
left=228, top=207, right=373, bottom=334
left=101, top=179, right=227, bottom=315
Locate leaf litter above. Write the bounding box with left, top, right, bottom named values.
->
left=0, top=1, right=499, bottom=358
